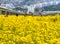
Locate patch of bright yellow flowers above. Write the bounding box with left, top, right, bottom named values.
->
left=0, top=14, right=60, bottom=44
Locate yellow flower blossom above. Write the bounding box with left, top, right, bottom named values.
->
left=0, top=14, right=60, bottom=44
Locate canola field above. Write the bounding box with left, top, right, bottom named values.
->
left=0, top=14, right=60, bottom=44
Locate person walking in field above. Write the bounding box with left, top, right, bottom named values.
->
left=5, top=11, right=9, bottom=17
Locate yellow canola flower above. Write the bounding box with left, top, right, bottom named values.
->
left=20, top=37, right=28, bottom=42
left=0, top=14, right=60, bottom=44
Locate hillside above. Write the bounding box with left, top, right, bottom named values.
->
left=43, top=3, right=60, bottom=11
